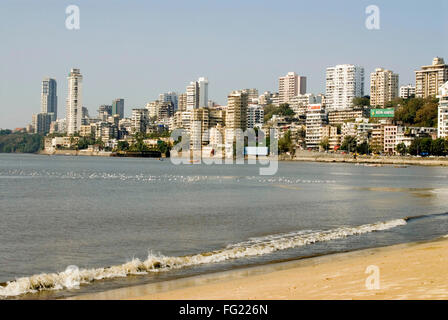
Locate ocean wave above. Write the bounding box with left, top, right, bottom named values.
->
left=0, top=218, right=406, bottom=298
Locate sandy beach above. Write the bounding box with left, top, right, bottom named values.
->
left=134, top=238, right=448, bottom=300
left=69, top=237, right=448, bottom=300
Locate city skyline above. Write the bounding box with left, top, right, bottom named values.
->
left=0, top=0, right=447, bottom=129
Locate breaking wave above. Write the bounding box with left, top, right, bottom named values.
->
left=0, top=218, right=406, bottom=298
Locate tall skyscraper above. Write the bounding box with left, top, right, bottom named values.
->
left=278, top=72, right=306, bottom=104
left=370, top=68, right=399, bottom=107
left=66, top=68, right=83, bottom=135
left=186, top=77, right=208, bottom=110
left=415, top=57, right=448, bottom=98
left=198, top=77, right=208, bottom=108
left=112, top=98, right=124, bottom=119
left=41, top=78, right=57, bottom=121
left=326, top=64, right=365, bottom=111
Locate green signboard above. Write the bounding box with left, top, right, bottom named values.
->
left=370, top=108, right=395, bottom=118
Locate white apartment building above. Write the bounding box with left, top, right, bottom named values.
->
left=186, top=77, right=208, bottom=110
left=289, top=93, right=323, bottom=116
left=278, top=72, right=306, bottom=104
left=247, top=104, right=264, bottom=129
left=437, top=81, right=448, bottom=138
left=399, top=84, right=416, bottom=99
left=370, top=68, right=399, bottom=107
left=66, top=68, right=83, bottom=135
left=305, top=104, right=327, bottom=150
left=325, top=64, right=364, bottom=111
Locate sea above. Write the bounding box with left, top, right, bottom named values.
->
left=0, top=153, right=448, bottom=299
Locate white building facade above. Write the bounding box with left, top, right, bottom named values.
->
left=66, top=68, right=83, bottom=135
left=437, top=81, right=448, bottom=138
left=325, top=64, right=364, bottom=111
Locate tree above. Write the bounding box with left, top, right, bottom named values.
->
left=340, top=135, right=357, bottom=152
left=409, top=138, right=432, bottom=156
left=353, top=97, right=370, bottom=107
left=414, top=97, right=439, bottom=127
left=116, top=140, right=129, bottom=151
left=356, top=141, right=370, bottom=155
left=319, top=137, right=330, bottom=151
left=263, top=103, right=295, bottom=122
left=394, top=97, right=438, bottom=127
left=278, top=130, right=294, bottom=154
left=396, top=143, right=407, bottom=156
left=278, top=103, right=295, bottom=117
left=430, top=138, right=448, bottom=156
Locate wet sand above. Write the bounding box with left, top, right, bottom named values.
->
left=71, top=237, right=448, bottom=300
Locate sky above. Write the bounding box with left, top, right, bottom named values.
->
left=0, top=0, right=447, bottom=129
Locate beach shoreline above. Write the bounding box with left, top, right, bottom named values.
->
left=33, top=150, right=448, bottom=167
left=68, top=236, right=448, bottom=300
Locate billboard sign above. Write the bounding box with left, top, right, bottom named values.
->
left=370, top=108, right=394, bottom=118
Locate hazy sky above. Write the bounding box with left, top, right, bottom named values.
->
left=0, top=0, right=447, bottom=129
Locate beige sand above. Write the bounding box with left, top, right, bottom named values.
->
left=125, top=238, right=448, bottom=300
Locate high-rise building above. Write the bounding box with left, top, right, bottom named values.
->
left=159, top=92, right=178, bottom=111
left=146, top=100, right=174, bottom=119
left=305, top=104, right=327, bottom=150
left=66, top=68, right=83, bottom=135
left=247, top=105, right=264, bottom=129
left=131, top=108, right=148, bottom=134
left=278, top=72, right=306, bottom=104
left=415, top=57, right=448, bottom=98
left=112, top=98, right=124, bottom=119
left=178, top=93, right=187, bottom=111
left=437, top=81, right=448, bottom=138
left=289, top=93, right=323, bottom=115
left=399, top=84, right=416, bottom=99
left=32, top=113, right=52, bottom=135
left=370, top=68, right=399, bottom=107
left=241, top=88, right=259, bottom=103
left=186, top=77, right=208, bottom=110
left=226, top=91, right=248, bottom=131
left=325, top=65, right=365, bottom=111
left=190, top=108, right=210, bottom=149
left=98, top=105, right=112, bottom=121
left=198, top=77, right=208, bottom=108
left=41, top=78, right=57, bottom=121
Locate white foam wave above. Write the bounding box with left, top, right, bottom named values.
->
left=0, top=218, right=406, bottom=298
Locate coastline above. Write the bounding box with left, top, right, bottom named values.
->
left=69, top=236, right=448, bottom=300
left=33, top=150, right=448, bottom=167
